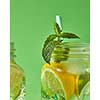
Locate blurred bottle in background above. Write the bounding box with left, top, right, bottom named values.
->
left=10, top=42, right=26, bottom=100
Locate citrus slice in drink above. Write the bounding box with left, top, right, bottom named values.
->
left=80, top=81, right=90, bottom=100
left=41, top=62, right=77, bottom=100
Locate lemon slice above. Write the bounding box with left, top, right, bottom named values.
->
left=10, top=63, right=25, bottom=100
left=41, top=68, right=67, bottom=100
left=41, top=63, right=76, bottom=100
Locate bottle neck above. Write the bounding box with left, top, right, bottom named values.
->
left=10, top=55, right=16, bottom=64
left=10, top=56, right=15, bottom=62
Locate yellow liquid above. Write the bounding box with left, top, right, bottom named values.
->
left=41, top=62, right=89, bottom=100
left=42, top=63, right=78, bottom=100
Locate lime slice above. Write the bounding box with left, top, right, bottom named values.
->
left=41, top=68, right=67, bottom=100
left=80, top=81, right=90, bottom=100
left=78, top=72, right=90, bottom=94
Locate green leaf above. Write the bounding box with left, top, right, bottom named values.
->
left=60, top=32, right=80, bottom=39
left=54, top=23, right=62, bottom=34
left=42, top=22, right=80, bottom=64
left=42, top=41, right=55, bottom=64
left=44, top=34, right=57, bottom=47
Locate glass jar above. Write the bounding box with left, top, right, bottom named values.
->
left=41, top=42, right=90, bottom=100
left=10, top=42, right=25, bottom=100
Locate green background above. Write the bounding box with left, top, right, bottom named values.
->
left=11, top=0, right=90, bottom=99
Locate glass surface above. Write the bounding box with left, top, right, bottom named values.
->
left=41, top=42, right=90, bottom=100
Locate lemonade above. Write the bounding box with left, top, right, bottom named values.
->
left=41, top=42, right=90, bottom=100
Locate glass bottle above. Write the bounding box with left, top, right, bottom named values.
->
left=41, top=42, right=90, bottom=100
left=10, top=42, right=25, bottom=100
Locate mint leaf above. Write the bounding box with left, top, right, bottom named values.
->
left=42, top=22, right=80, bottom=64
left=44, top=34, right=57, bottom=47
left=54, top=23, right=62, bottom=34
left=60, top=32, right=80, bottom=39
left=42, top=41, right=55, bottom=64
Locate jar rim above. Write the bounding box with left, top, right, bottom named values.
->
left=55, top=42, right=89, bottom=48
left=51, top=42, right=90, bottom=62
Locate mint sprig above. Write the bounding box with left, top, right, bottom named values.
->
left=42, top=23, right=80, bottom=64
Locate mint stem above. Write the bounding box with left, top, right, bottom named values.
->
left=58, top=36, right=61, bottom=42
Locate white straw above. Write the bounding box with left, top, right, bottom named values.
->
left=56, top=15, right=62, bottom=30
